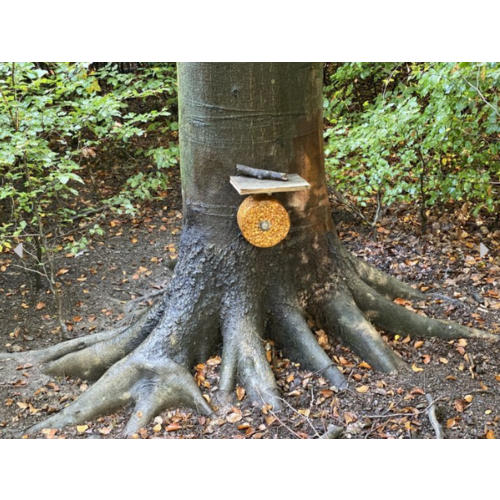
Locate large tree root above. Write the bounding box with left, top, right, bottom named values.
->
left=1, top=230, right=496, bottom=437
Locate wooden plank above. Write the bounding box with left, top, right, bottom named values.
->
left=230, top=174, right=310, bottom=195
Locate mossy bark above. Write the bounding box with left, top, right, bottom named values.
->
left=1, top=63, right=494, bottom=436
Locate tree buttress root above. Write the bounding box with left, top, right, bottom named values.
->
left=0, top=230, right=496, bottom=436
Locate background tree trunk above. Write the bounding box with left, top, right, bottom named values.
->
left=1, top=62, right=494, bottom=436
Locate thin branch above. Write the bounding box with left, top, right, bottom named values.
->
left=363, top=396, right=446, bottom=420
left=275, top=394, right=321, bottom=438
left=10, top=263, right=47, bottom=277
left=255, top=388, right=304, bottom=439
left=425, top=393, right=444, bottom=439
left=458, top=69, right=500, bottom=119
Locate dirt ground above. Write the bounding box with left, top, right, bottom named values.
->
left=1, top=159, right=500, bottom=439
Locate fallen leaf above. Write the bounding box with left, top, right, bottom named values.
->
left=165, top=423, right=181, bottom=432
left=206, top=356, right=222, bottom=366
left=226, top=409, right=243, bottom=423
left=153, top=424, right=162, bottom=433
left=394, top=298, right=412, bottom=306
left=56, top=268, right=69, bottom=277
left=356, top=385, right=369, bottom=393
left=464, top=395, right=473, bottom=403
left=439, top=357, right=449, bottom=364
left=344, top=412, right=357, bottom=424
left=414, top=340, right=424, bottom=349
left=77, top=425, right=88, bottom=433
left=358, top=361, right=372, bottom=369
left=412, top=364, right=424, bottom=372
left=486, top=430, right=495, bottom=439
left=36, top=302, right=45, bottom=310
left=236, top=386, right=246, bottom=401
left=446, top=418, right=458, bottom=428
left=42, top=428, right=58, bottom=439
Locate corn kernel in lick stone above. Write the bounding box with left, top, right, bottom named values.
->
left=237, top=196, right=290, bottom=248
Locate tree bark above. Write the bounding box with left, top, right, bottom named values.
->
left=1, top=63, right=495, bottom=436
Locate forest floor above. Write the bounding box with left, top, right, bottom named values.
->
left=1, top=154, right=500, bottom=439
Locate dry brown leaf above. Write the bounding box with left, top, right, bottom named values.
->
left=414, top=340, right=424, bottom=349
left=226, top=409, right=243, bottom=424
left=77, top=425, right=88, bottom=433
left=486, top=430, right=495, bottom=439
left=411, top=364, right=424, bottom=372
left=35, top=302, right=45, bottom=310
left=344, top=412, right=357, bottom=424
left=394, top=298, right=411, bottom=306
left=464, top=395, right=473, bottom=403
left=165, top=423, right=182, bottom=432
left=55, top=268, right=69, bottom=277
left=356, top=385, right=369, bottom=393
left=206, top=356, right=222, bottom=366
left=236, top=386, right=246, bottom=401
left=42, top=428, right=58, bottom=439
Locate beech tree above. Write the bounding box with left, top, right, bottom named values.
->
left=2, top=62, right=495, bottom=436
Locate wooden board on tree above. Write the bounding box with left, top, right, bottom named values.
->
left=230, top=174, right=310, bottom=195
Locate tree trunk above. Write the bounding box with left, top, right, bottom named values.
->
left=2, top=63, right=495, bottom=436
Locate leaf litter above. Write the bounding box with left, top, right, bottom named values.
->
left=1, top=150, right=500, bottom=438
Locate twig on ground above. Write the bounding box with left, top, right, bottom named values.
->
left=126, top=288, right=166, bottom=303
left=276, top=393, right=321, bottom=438
left=255, top=388, right=306, bottom=439
left=425, top=393, right=444, bottom=439
left=364, top=396, right=446, bottom=420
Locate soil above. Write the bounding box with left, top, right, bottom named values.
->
left=1, top=155, right=500, bottom=439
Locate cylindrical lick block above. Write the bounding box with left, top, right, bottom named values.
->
left=237, top=195, right=290, bottom=248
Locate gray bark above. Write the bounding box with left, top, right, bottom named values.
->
left=0, top=63, right=494, bottom=437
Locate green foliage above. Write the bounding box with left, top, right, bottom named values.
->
left=0, top=62, right=178, bottom=284
left=324, top=63, right=500, bottom=225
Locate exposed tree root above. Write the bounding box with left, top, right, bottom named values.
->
left=322, top=292, right=405, bottom=372
left=348, top=276, right=497, bottom=340
left=27, top=355, right=214, bottom=437
left=1, top=230, right=496, bottom=437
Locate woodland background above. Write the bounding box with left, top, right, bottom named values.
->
left=1, top=62, right=500, bottom=439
